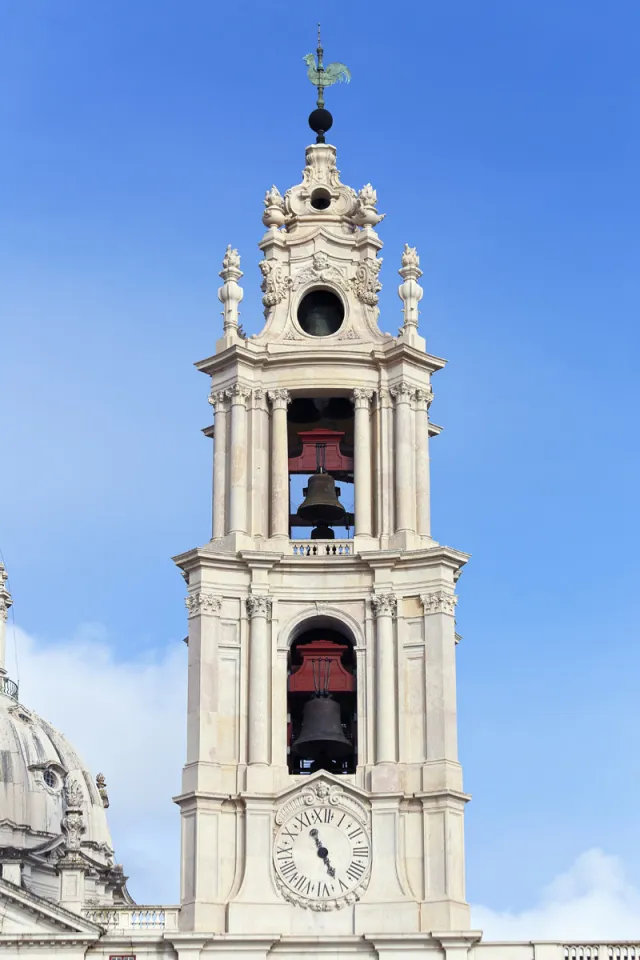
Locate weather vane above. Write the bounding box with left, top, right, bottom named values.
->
left=303, top=25, right=351, bottom=143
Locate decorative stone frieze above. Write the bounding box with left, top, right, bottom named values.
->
left=185, top=593, right=222, bottom=618
left=246, top=596, right=272, bottom=619
left=420, top=591, right=458, bottom=616
left=351, top=257, right=383, bottom=305
left=371, top=594, right=397, bottom=618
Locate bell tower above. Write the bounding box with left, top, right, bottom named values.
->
left=173, top=53, right=472, bottom=950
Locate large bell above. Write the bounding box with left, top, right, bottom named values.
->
left=292, top=694, right=352, bottom=760
left=297, top=472, right=346, bottom=526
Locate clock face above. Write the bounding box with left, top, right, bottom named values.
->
left=273, top=803, right=371, bottom=908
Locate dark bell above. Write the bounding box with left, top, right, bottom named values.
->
left=292, top=694, right=351, bottom=760
left=298, top=472, right=346, bottom=526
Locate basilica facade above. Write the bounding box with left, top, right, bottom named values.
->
left=0, top=127, right=627, bottom=960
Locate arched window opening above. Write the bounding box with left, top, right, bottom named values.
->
left=287, top=628, right=357, bottom=775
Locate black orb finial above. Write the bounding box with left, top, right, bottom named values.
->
left=309, top=107, right=333, bottom=144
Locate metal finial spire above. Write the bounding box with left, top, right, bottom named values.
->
left=303, top=28, right=351, bottom=143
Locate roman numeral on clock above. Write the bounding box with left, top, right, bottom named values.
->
left=345, top=860, right=365, bottom=881
left=352, top=846, right=369, bottom=858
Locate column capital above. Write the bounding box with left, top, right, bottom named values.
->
left=352, top=387, right=374, bottom=409
left=371, top=594, right=397, bottom=618
left=246, top=595, right=272, bottom=619
left=378, top=387, right=393, bottom=409
left=186, top=593, right=222, bottom=618
left=251, top=387, right=268, bottom=411
left=390, top=381, right=417, bottom=404
left=420, top=591, right=458, bottom=616
left=229, top=382, right=251, bottom=405
left=207, top=388, right=230, bottom=412
left=267, top=388, right=291, bottom=410
left=414, top=387, right=434, bottom=411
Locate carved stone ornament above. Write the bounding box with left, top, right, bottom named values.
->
left=390, top=381, right=417, bottom=404
left=221, top=245, right=241, bottom=275
left=350, top=257, right=382, bottom=305
left=415, top=387, right=434, bottom=411
left=400, top=243, right=422, bottom=274
left=259, top=258, right=293, bottom=307
left=0, top=562, right=12, bottom=622
left=63, top=777, right=84, bottom=810
left=353, top=183, right=385, bottom=227
left=229, top=382, right=251, bottom=404
left=398, top=244, right=423, bottom=332
left=208, top=388, right=230, bottom=411
left=371, top=594, right=397, bottom=618
left=185, top=593, right=222, bottom=617
left=352, top=388, right=374, bottom=409
left=293, top=252, right=349, bottom=293
left=420, top=591, right=458, bottom=616
left=96, top=773, right=109, bottom=809
left=263, top=185, right=286, bottom=228
left=273, top=779, right=371, bottom=911
left=267, top=388, right=291, bottom=410
left=218, top=246, right=243, bottom=336
left=246, top=596, right=272, bottom=619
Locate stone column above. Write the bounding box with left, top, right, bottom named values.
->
left=209, top=390, right=230, bottom=539
left=420, top=590, right=459, bottom=761
left=267, top=389, right=290, bottom=538
left=391, top=382, right=416, bottom=533
left=371, top=594, right=397, bottom=763
left=185, top=593, right=222, bottom=768
left=352, top=388, right=374, bottom=536
left=250, top=388, right=269, bottom=539
left=246, top=596, right=272, bottom=765
left=378, top=389, right=393, bottom=537
left=228, top=383, right=250, bottom=534
left=415, top=388, right=433, bottom=538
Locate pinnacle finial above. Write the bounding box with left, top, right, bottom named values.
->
left=0, top=562, right=13, bottom=679
left=303, top=28, right=351, bottom=143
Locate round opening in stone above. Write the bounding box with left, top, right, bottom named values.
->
left=310, top=188, right=331, bottom=211
left=297, top=289, right=344, bottom=337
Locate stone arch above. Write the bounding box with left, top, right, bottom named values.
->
left=277, top=605, right=364, bottom=653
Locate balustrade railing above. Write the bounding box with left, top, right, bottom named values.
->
left=0, top=677, right=19, bottom=700
left=84, top=906, right=179, bottom=931
left=292, top=539, right=353, bottom=557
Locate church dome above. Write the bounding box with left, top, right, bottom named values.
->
left=0, top=686, right=115, bottom=859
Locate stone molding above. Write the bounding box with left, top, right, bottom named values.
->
left=246, top=596, right=272, bottom=619
left=267, top=388, right=291, bottom=410
left=371, top=594, right=397, bottom=618
left=420, top=591, right=458, bottom=616
left=352, top=387, right=374, bottom=409
left=185, top=593, right=222, bottom=618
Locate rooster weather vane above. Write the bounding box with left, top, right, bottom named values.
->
left=304, top=25, right=351, bottom=143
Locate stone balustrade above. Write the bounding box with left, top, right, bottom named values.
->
left=291, top=539, right=353, bottom=557
left=83, top=906, right=179, bottom=931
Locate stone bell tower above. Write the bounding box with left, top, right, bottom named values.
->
left=173, top=102, right=472, bottom=951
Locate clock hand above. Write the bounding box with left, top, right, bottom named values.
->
left=309, top=828, right=336, bottom=878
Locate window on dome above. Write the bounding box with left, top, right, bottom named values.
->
left=43, top=768, right=58, bottom=789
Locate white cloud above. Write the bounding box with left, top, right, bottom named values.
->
left=11, top=623, right=187, bottom=905
left=472, top=848, right=640, bottom=940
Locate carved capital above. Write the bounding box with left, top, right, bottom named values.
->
left=352, top=387, right=374, bottom=410
left=229, top=382, right=251, bottom=405
left=208, top=388, right=230, bottom=412
left=268, top=388, right=291, bottom=411
left=378, top=388, right=393, bottom=409
left=414, top=388, right=434, bottom=411
left=246, top=596, right=272, bottom=619
left=420, top=591, right=458, bottom=616
left=186, top=593, right=222, bottom=618
left=251, top=387, right=268, bottom=411
left=371, top=594, right=397, bottom=618
left=390, top=381, right=417, bottom=405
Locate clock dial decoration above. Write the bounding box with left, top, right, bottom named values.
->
left=273, top=782, right=371, bottom=910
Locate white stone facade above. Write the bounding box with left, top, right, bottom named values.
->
left=0, top=145, right=625, bottom=960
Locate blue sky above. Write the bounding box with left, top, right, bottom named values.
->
left=2, top=0, right=640, bottom=926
